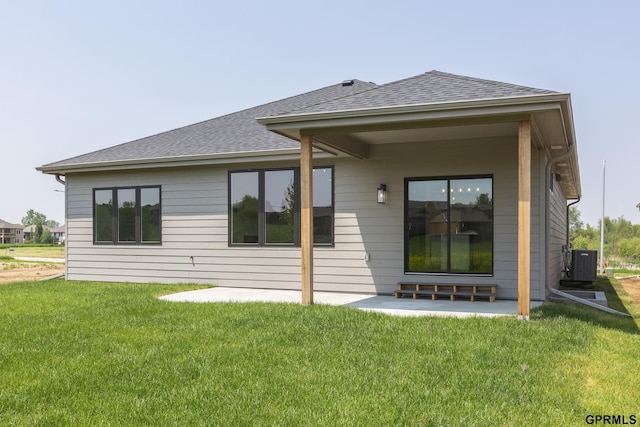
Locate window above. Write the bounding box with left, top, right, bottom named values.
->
left=405, top=176, right=493, bottom=274
left=265, top=169, right=296, bottom=244
left=229, top=167, right=334, bottom=246
left=93, top=186, right=161, bottom=244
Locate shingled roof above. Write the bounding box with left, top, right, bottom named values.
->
left=39, top=71, right=558, bottom=172
left=0, top=219, right=22, bottom=228
left=39, top=80, right=376, bottom=170
left=283, top=71, right=557, bottom=114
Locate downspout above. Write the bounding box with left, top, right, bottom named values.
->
left=55, top=174, right=68, bottom=280
left=566, top=197, right=580, bottom=242
left=545, top=146, right=630, bottom=316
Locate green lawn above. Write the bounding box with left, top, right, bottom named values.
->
left=0, top=279, right=638, bottom=426
left=0, top=244, right=65, bottom=259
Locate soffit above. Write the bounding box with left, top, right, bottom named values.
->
left=349, top=122, right=519, bottom=145
left=258, top=94, right=580, bottom=198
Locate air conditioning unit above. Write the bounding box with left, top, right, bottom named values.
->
left=571, top=250, right=597, bottom=282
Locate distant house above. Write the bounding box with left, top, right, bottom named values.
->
left=51, top=225, right=66, bottom=244
left=22, top=224, right=48, bottom=242
left=37, top=71, right=581, bottom=318
left=0, top=219, right=24, bottom=244
left=22, top=224, right=65, bottom=244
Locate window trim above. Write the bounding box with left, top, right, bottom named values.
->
left=228, top=166, right=334, bottom=247
left=404, top=174, right=494, bottom=275
left=92, top=185, right=162, bottom=245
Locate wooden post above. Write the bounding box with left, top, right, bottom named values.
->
left=300, top=135, right=314, bottom=305
left=518, top=120, right=531, bottom=320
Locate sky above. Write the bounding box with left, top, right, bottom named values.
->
left=1, top=0, right=638, bottom=228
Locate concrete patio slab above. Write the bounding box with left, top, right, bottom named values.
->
left=159, top=287, right=544, bottom=318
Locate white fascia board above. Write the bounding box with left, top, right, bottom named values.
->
left=37, top=148, right=335, bottom=175
left=257, top=93, right=571, bottom=130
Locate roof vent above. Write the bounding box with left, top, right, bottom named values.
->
left=341, top=80, right=355, bottom=86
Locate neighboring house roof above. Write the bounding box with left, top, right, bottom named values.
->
left=0, top=219, right=23, bottom=228
left=23, top=224, right=54, bottom=233
left=37, top=80, right=377, bottom=172
left=51, top=225, right=66, bottom=234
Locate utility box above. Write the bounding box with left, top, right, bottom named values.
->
left=571, top=250, right=597, bottom=282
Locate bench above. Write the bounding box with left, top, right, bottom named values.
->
left=394, top=282, right=496, bottom=302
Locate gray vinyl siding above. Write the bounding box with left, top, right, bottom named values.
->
left=64, top=135, right=545, bottom=300
left=547, top=167, right=570, bottom=292
left=327, top=136, right=543, bottom=300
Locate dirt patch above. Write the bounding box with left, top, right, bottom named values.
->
left=616, top=277, right=640, bottom=306
left=0, top=263, right=65, bottom=284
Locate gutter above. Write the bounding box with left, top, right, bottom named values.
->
left=37, top=148, right=335, bottom=175
left=545, top=145, right=631, bottom=317
left=257, top=93, right=571, bottom=126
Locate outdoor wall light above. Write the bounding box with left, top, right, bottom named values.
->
left=377, top=184, right=387, bottom=204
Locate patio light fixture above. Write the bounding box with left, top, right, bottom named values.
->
left=377, top=184, right=387, bottom=204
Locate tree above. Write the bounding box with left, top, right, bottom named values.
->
left=280, top=182, right=295, bottom=228
left=568, top=206, right=583, bottom=234
left=40, top=228, right=54, bottom=244
left=21, top=209, right=60, bottom=243
left=34, top=223, right=44, bottom=244
left=21, top=209, right=47, bottom=226
left=45, top=219, right=60, bottom=228
left=231, top=195, right=259, bottom=243
left=476, top=193, right=491, bottom=206
left=570, top=207, right=640, bottom=268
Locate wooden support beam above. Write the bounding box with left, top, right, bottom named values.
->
left=518, top=120, right=531, bottom=320
left=301, top=132, right=370, bottom=159
left=300, top=135, right=314, bottom=305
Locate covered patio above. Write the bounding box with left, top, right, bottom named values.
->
left=257, top=83, right=578, bottom=320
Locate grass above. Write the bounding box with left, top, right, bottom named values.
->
left=0, top=280, right=638, bottom=426
left=0, top=262, right=21, bottom=270
left=0, top=244, right=64, bottom=259
left=610, top=268, right=640, bottom=276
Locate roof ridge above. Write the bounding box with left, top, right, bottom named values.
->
left=119, top=81, right=373, bottom=145
left=427, top=70, right=557, bottom=93
left=277, top=79, right=378, bottom=114
left=220, top=79, right=374, bottom=116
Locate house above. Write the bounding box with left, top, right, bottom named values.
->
left=37, top=71, right=580, bottom=318
left=0, top=219, right=24, bottom=244
left=22, top=224, right=65, bottom=243
left=22, top=224, right=41, bottom=242
left=23, top=224, right=50, bottom=242
left=51, top=224, right=66, bottom=244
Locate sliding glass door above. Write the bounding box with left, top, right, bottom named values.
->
left=405, top=176, right=493, bottom=274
